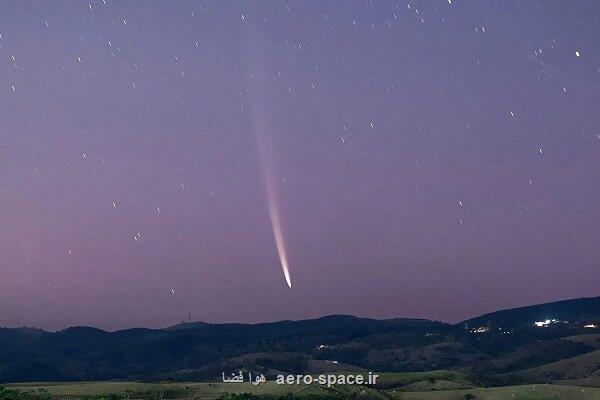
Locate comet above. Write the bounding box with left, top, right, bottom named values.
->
left=257, top=134, right=293, bottom=288
left=245, top=37, right=293, bottom=288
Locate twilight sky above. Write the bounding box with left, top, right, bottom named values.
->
left=1, top=1, right=600, bottom=331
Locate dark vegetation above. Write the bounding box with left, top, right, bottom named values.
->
left=216, top=395, right=341, bottom=400
left=0, top=387, right=51, bottom=400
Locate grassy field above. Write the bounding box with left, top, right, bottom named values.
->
left=7, top=381, right=308, bottom=399
left=391, top=384, right=600, bottom=400
left=7, top=374, right=600, bottom=400
left=375, top=370, right=472, bottom=388
left=6, top=371, right=462, bottom=397
left=496, top=349, right=600, bottom=384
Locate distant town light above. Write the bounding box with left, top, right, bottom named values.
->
left=584, top=324, right=597, bottom=329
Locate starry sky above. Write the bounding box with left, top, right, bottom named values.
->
left=1, top=1, right=600, bottom=331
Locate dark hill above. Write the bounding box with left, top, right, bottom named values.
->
left=0, top=316, right=445, bottom=383
left=1, top=297, right=600, bottom=384
left=461, top=296, right=600, bottom=329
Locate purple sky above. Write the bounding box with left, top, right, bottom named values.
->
left=1, top=1, right=600, bottom=331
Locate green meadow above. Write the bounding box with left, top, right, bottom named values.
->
left=5, top=371, right=600, bottom=400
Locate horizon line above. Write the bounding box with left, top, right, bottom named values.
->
left=2, top=294, right=597, bottom=333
